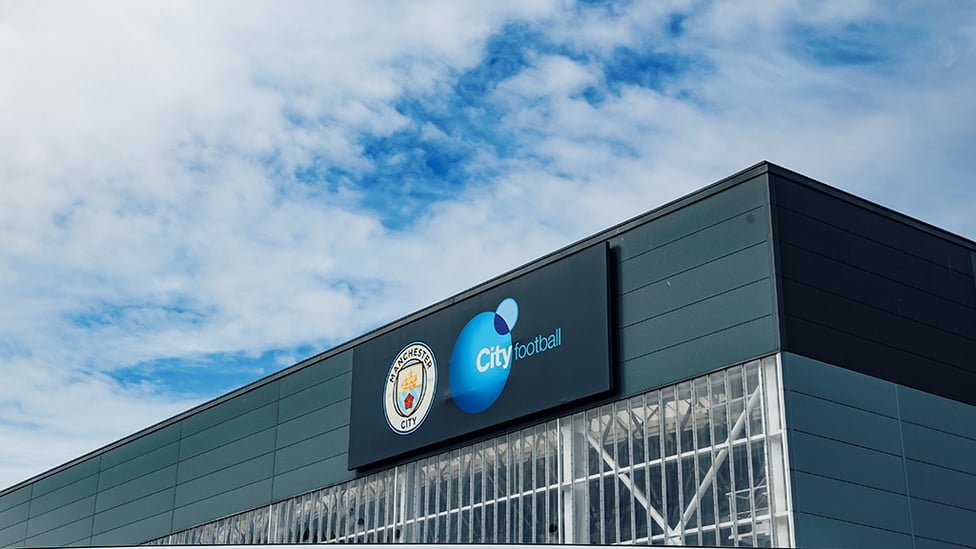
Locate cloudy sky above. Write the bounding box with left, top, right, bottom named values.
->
left=1, top=0, right=975, bottom=490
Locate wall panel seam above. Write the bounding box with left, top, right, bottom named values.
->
left=780, top=241, right=976, bottom=313
left=278, top=397, right=351, bottom=426
left=790, top=469, right=907, bottom=498
left=175, top=453, right=274, bottom=496
left=777, top=202, right=975, bottom=277
left=178, top=406, right=278, bottom=459
left=275, top=425, right=348, bottom=453
left=25, top=512, right=93, bottom=541
left=789, top=427, right=904, bottom=459
left=91, top=507, right=172, bottom=537
left=784, top=315, right=976, bottom=376
left=174, top=477, right=273, bottom=510
left=619, top=278, right=771, bottom=331
left=98, top=448, right=180, bottom=491
left=796, top=510, right=913, bottom=537
left=620, top=313, right=773, bottom=364
left=618, top=241, right=768, bottom=298
left=95, top=481, right=176, bottom=516
left=785, top=389, right=897, bottom=419
left=617, top=205, right=767, bottom=264
left=899, top=421, right=976, bottom=442
left=783, top=275, right=976, bottom=343
left=280, top=370, right=353, bottom=399
left=92, top=509, right=173, bottom=538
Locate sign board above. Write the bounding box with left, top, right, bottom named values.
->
left=347, top=243, right=612, bottom=469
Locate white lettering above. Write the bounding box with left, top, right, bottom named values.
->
left=498, top=345, right=512, bottom=369
left=476, top=347, right=491, bottom=372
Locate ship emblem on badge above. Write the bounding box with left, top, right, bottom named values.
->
left=384, top=342, right=437, bottom=435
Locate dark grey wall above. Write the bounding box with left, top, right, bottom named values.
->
left=770, top=168, right=976, bottom=406
left=610, top=171, right=778, bottom=394
left=783, top=353, right=976, bottom=549
left=0, top=167, right=779, bottom=547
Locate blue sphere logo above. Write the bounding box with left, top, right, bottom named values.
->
left=449, top=298, right=519, bottom=413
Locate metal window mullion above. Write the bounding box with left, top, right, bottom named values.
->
left=451, top=452, right=458, bottom=542
left=480, top=441, right=487, bottom=543
left=542, top=422, right=558, bottom=543
left=657, top=389, right=667, bottom=542
left=518, top=429, right=527, bottom=544
left=294, top=493, right=302, bottom=543
left=626, top=398, right=637, bottom=544
left=427, top=456, right=446, bottom=543
left=642, top=391, right=653, bottom=542
left=507, top=433, right=514, bottom=544
left=690, top=380, right=703, bottom=546
left=466, top=445, right=474, bottom=543
left=358, top=476, right=368, bottom=541
left=284, top=496, right=295, bottom=543
left=492, top=437, right=500, bottom=543
left=672, top=385, right=684, bottom=544
left=598, top=407, right=608, bottom=545
left=322, top=490, right=332, bottom=543
left=610, top=402, right=621, bottom=544
left=709, top=378, right=721, bottom=542
left=745, top=367, right=759, bottom=546
left=726, top=370, right=739, bottom=545
left=377, top=474, right=386, bottom=541
left=531, top=426, right=538, bottom=543
left=353, top=477, right=361, bottom=540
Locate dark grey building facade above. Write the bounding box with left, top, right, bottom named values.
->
left=1, top=162, right=974, bottom=548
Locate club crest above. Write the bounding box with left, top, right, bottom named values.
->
left=383, top=342, right=436, bottom=435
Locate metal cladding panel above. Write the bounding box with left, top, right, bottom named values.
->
left=97, top=441, right=179, bottom=491
left=784, top=353, right=976, bottom=549
left=0, top=520, right=28, bottom=548
left=270, top=454, right=353, bottom=503
left=180, top=382, right=279, bottom=438
left=347, top=243, right=613, bottom=469
left=277, top=373, right=351, bottom=423
left=23, top=516, right=92, bottom=548
left=99, top=423, right=180, bottom=470
left=275, top=399, right=350, bottom=448
left=793, top=512, right=914, bottom=549
left=171, top=478, right=272, bottom=533
left=173, top=453, right=275, bottom=508
left=32, top=459, right=99, bottom=498
left=279, top=349, right=352, bottom=396
left=93, top=464, right=177, bottom=514
left=771, top=169, right=976, bottom=405
left=89, top=511, right=172, bottom=547
left=0, top=487, right=30, bottom=514
left=91, top=487, right=174, bottom=535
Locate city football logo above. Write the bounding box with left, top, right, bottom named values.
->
left=449, top=297, right=520, bottom=413
left=384, top=342, right=437, bottom=435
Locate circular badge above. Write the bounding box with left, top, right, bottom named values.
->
left=384, top=342, right=437, bottom=435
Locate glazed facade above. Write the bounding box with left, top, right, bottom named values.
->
left=150, top=357, right=793, bottom=547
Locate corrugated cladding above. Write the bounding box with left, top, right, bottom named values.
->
left=0, top=167, right=780, bottom=546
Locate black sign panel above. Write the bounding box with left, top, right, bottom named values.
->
left=347, top=243, right=612, bottom=469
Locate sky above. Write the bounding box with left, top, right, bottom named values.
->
left=1, top=0, right=975, bottom=490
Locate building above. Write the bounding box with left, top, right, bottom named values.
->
left=1, top=162, right=974, bottom=548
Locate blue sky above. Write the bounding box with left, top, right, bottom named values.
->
left=1, top=0, right=975, bottom=489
